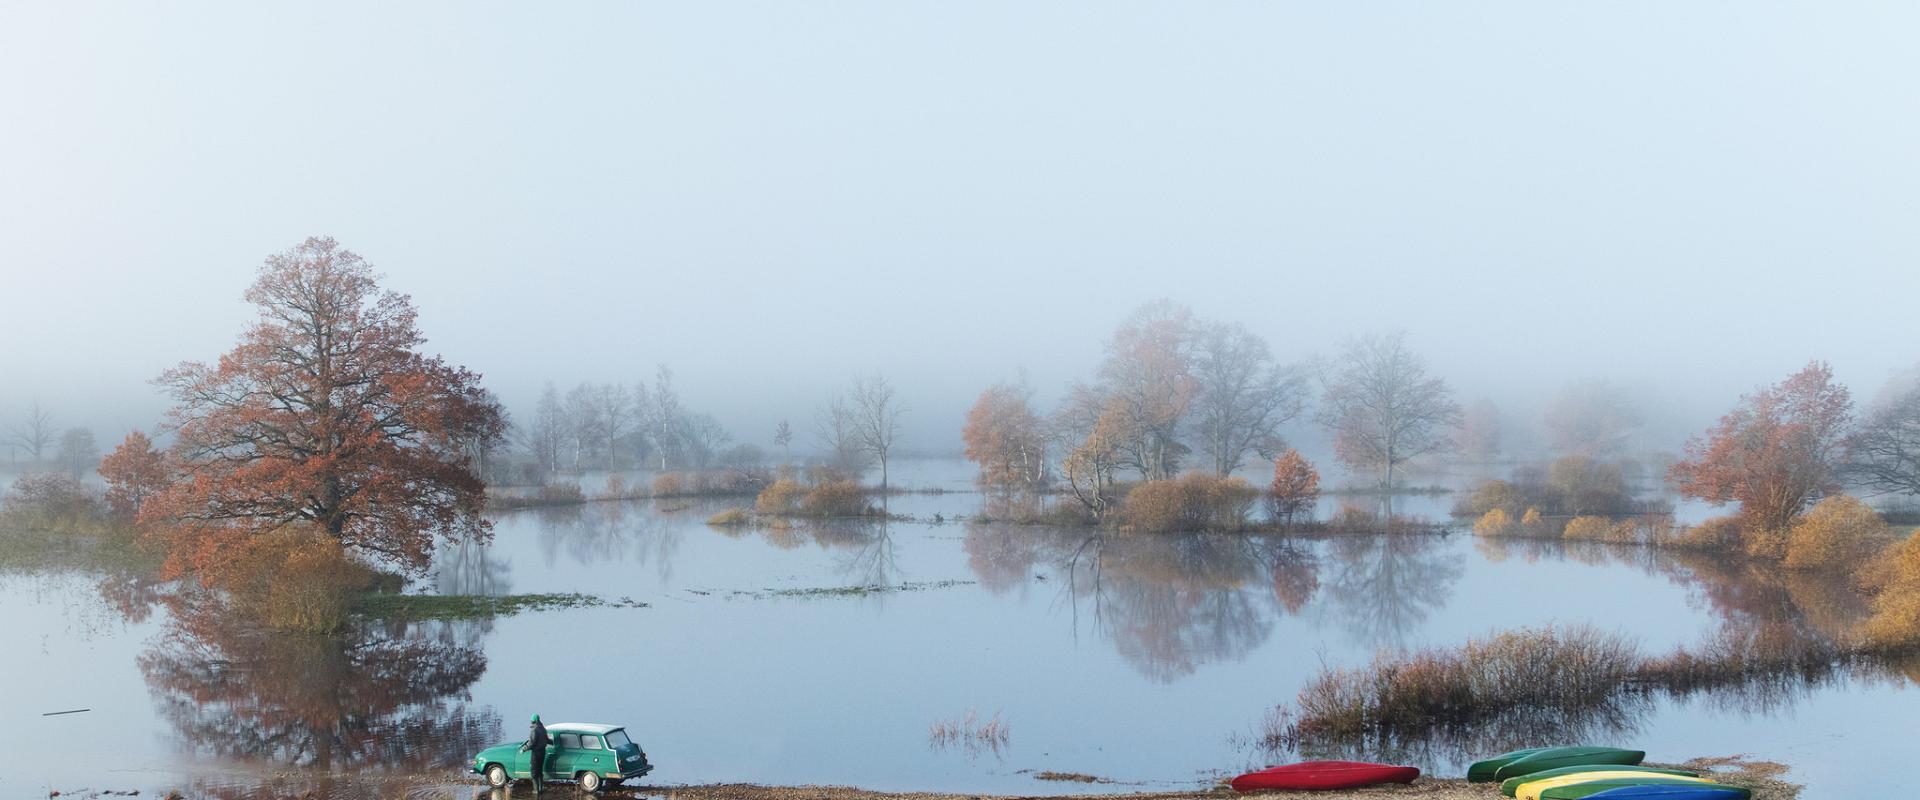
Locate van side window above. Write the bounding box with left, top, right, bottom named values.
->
left=557, top=733, right=581, bottom=749
left=581, top=735, right=604, bottom=750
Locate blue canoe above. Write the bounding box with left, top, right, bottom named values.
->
left=1583, top=786, right=1751, bottom=800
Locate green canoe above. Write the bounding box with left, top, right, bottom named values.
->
left=1539, top=778, right=1750, bottom=800
left=1501, top=765, right=1699, bottom=796
left=1470, top=747, right=1550, bottom=782
left=1494, top=747, right=1647, bottom=782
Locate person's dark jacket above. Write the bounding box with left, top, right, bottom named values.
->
left=521, top=721, right=551, bottom=753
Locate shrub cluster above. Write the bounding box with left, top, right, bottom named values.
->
left=705, top=508, right=750, bottom=527
left=1122, top=473, right=1258, bottom=533
left=752, top=476, right=875, bottom=517
left=652, top=469, right=770, bottom=497
left=1290, top=625, right=1639, bottom=738
left=1455, top=456, right=1657, bottom=518
left=755, top=478, right=807, bottom=514
left=799, top=480, right=871, bottom=517
left=1861, top=531, right=1920, bottom=647
left=216, top=529, right=389, bottom=633
left=1560, top=515, right=1643, bottom=544
left=0, top=472, right=110, bottom=536
left=1784, top=495, right=1889, bottom=570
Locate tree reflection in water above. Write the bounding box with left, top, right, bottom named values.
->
left=527, top=500, right=683, bottom=582
left=1319, top=533, right=1463, bottom=650
left=139, top=600, right=499, bottom=771
left=964, top=523, right=1323, bottom=682
left=433, top=535, right=513, bottom=597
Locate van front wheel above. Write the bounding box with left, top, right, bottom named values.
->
left=485, top=764, right=509, bottom=788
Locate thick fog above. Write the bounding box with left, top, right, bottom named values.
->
left=3, top=2, right=1917, bottom=455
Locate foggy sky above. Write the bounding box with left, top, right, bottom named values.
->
left=3, top=2, right=1917, bottom=454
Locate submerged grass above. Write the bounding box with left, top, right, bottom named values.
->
left=928, top=709, right=1010, bottom=755
left=729, top=580, right=974, bottom=600
left=354, top=592, right=647, bottom=620
left=1273, top=620, right=1918, bottom=762
left=1286, top=625, right=1639, bottom=741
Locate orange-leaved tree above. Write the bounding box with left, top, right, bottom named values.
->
left=961, top=382, right=1047, bottom=491
left=99, top=430, right=172, bottom=523
left=146, top=237, right=506, bottom=578
left=1668, top=361, right=1852, bottom=533
left=1268, top=448, right=1320, bottom=525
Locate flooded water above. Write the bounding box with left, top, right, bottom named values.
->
left=2, top=460, right=1911, bottom=800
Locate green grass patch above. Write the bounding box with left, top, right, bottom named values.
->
left=354, top=592, right=647, bottom=620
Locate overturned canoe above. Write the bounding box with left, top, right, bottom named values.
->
left=1539, top=778, right=1750, bottom=800
left=1582, top=787, right=1752, bottom=800
left=1470, top=747, right=1550, bottom=782
left=1501, top=765, right=1700, bottom=796
left=1229, top=760, right=1420, bottom=791
left=1495, top=747, right=1647, bottom=781
left=1517, top=773, right=1717, bottom=800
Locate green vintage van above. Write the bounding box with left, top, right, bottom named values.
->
left=473, top=722, right=653, bottom=792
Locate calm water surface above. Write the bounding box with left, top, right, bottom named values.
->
left=0, top=461, right=1909, bottom=800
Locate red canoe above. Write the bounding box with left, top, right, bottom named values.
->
left=1230, top=760, right=1421, bottom=792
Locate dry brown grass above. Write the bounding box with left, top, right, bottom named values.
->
left=652, top=472, right=687, bottom=497
left=218, top=530, right=387, bottom=633
left=1123, top=473, right=1258, bottom=533
left=706, top=508, right=751, bottom=527
left=1784, top=495, right=1889, bottom=570
left=756, top=478, right=807, bottom=514
left=1472, top=508, right=1512, bottom=536
left=1556, top=515, right=1643, bottom=544
left=927, top=709, right=1009, bottom=754
left=1287, top=625, right=1639, bottom=739
left=800, top=480, right=872, bottom=517
left=1862, top=531, right=1920, bottom=647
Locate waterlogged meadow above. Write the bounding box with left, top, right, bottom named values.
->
left=3, top=460, right=1915, bottom=800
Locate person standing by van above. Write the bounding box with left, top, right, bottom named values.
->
left=521, top=714, right=552, bottom=792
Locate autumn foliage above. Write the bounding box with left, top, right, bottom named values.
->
left=1267, top=449, right=1320, bottom=525
left=1123, top=472, right=1258, bottom=533
left=145, top=238, right=505, bottom=578
left=961, top=383, right=1047, bottom=491
left=1782, top=494, right=1888, bottom=571
left=1861, top=532, right=1920, bottom=647
left=99, top=430, right=171, bottom=523
left=1669, top=361, right=1852, bottom=533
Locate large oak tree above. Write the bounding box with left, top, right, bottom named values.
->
left=149, top=237, right=505, bottom=575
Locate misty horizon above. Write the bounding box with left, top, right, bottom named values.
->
left=5, top=2, right=1918, bottom=465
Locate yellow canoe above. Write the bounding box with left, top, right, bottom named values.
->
left=1516, top=771, right=1717, bottom=800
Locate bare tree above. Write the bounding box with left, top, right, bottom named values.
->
left=593, top=383, right=634, bottom=469
left=677, top=412, right=733, bottom=468
left=6, top=403, right=56, bottom=463
left=1543, top=380, right=1643, bottom=458
left=641, top=365, right=683, bottom=470
left=816, top=394, right=872, bottom=478
left=564, top=383, right=605, bottom=470
left=527, top=383, right=566, bottom=475
left=1317, top=332, right=1461, bottom=490
left=56, top=427, right=99, bottom=478
left=1847, top=378, right=1920, bottom=497
left=1190, top=321, right=1307, bottom=475
left=849, top=373, right=904, bottom=488
left=773, top=420, right=793, bottom=463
